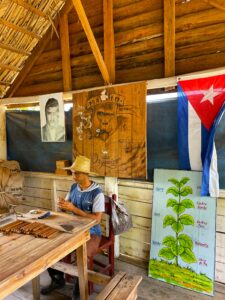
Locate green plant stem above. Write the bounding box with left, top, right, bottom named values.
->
left=175, top=185, right=181, bottom=266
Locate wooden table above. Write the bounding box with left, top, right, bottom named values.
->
left=0, top=212, right=96, bottom=300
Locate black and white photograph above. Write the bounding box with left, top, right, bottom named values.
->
left=39, top=93, right=66, bottom=142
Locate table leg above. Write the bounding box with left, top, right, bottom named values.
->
left=32, top=275, right=40, bottom=300
left=77, top=243, right=88, bottom=300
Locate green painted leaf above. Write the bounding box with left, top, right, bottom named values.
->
left=158, top=247, right=175, bottom=260
left=166, top=187, right=179, bottom=196
left=181, top=199, right=195, bottom=209
left=180, top=248, right=197, bottom=263
left=168, top=178, right=180, bottom=188
left=171, top=221, right=184, bottom=233
left=171, top=244, right=184, bottom=255
left=178, top=234, right=193, bottom=249
left=163, top=215, right=176, bottom=228
left=162, top=236, right=176, bottom=247
left=179, top=214, right=195, bottom=225
left=179, top=177, right=190, bottom=187
left=172, top=204, right=186, bottom=214
left=166, top=198, right=178, bottom=208
left=180, top=186, right=193, bottom=196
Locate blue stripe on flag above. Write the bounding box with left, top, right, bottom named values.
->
left=177, top=84, right=190, bottom=170
left=201, top=125, right=209, bottom=165
left=201, top=103, right=225, bottom=196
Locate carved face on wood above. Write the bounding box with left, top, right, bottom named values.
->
left=73, top=82, right=147, bottom=178
left=93, top=102, right=118, bottom=141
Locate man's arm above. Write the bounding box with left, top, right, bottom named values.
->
left=58, top=197, right=103, bottom=223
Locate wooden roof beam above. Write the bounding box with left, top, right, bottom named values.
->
left=204, top=0, right=225, bottom=11
left=0, top=80, right=11, bottom=86
left=10, top=0, right=48, bottom=19
left=0, top=42, right=30, bottom=56
left=71, top=0, right=110, bottom=84
left=6, top=0, right=74, bottom=98
left=59, top=14, right=72, bottom=91
left=164, top=0, right=175, bottom=77
left=0, top=62, right=21, bottom=72
left=0, top=19, right=41, bottom=40
left=103, top=0, right=115, bottom=84
left=61, top=0, right=74, bottom=15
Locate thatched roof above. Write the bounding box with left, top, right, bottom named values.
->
left=0, top=0, right=66, bottom=98
left=1, top=0, right=225, bottom=100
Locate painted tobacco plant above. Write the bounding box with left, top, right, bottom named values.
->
left=159, top=177, right=197, bottom=265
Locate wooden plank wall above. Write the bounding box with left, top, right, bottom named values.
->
left=14, top=0, right=225, bottom=97
left=20, top=172, right=225, bottom=285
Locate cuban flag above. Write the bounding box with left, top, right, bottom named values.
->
left=178, top=74, right=225, bottom=197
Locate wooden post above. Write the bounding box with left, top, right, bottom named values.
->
left=59, top=14, right=72, bottom=92
left=51, top=179, right=58, bottom=211
left=77, top=243, right=88, bottom=300
left=103, top=0, right=115, bottom=83
left=32, top=276, right=40, bottom=300
left=0, top=105, right=7, bottom=160
left=104, top=177, right=120, bottom=257
left=164, top=0, right=175, bottom=78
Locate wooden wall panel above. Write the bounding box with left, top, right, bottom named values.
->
left=73, top=83, right=147, bottom=178
left=23, top=186, right=51, bottom=201
left=13, top=0, right=225, bottom=97
left=19, top=172, right=225, bottom=285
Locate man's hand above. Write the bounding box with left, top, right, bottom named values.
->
left=58, top=197, right=77, bottom=214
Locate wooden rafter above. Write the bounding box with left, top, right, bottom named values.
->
left=6, top=0, right=74, bottom=98
left=0, top=62, right=21, bottom=72
left=10, top=0, right=48, bottom=19
left=71, top=0, right=110, bottom=84
left=0, top=19, right=41, bottom=40
left=204, top=0, right=225, bottom=11
left=164, top=0, right=175, bottom=77
left=60, top=0, right=73, bottom=15
left=103, top=0, right=115, bottom=84
left=0, top=80, right=11, bottom=86
left=59, top=14, right=72, bottom=91
left=0, top=42, right=30, bottom=56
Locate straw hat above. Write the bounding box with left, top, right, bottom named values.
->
left=65, top=155, right=97, bottom=175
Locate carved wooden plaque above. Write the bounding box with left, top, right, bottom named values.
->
left=73, top=82, right=147, bottom=178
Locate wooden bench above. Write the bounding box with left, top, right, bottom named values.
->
left=96, top=271, right=142, bottom=300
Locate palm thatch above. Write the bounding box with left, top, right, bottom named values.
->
left=0, top=0, right=66, bottom=98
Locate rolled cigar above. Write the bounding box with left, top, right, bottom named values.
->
left=1, top=221, right=25, bottom=233
left=31, top=224, right=46, bottom=233
left=47, top=231, right=59, bottom=239
left=0, top=220, right=24, bottom=231
left=20, top=222, right=39, bottom=233
left=33, top=225, right=48, bottom=234
left=26, top=222, right=42, bottom=233
left=35, top=226, right=53, bottom=237
left=19, top=222, right=34, bottom=232
left=42, top=228, right=58, bottom=238
left=11, top=222, right=30, bottom=233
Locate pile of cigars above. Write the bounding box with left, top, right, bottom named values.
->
left=0, top=220, right=60, bottom=238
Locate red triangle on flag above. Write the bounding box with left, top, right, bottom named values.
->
left=179, top=74, right=225, bottom=130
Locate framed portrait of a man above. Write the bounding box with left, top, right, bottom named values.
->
left=39, top=92, right=66, bottom=142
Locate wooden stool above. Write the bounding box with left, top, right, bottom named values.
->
left=96, top=271, right=142, bottom=300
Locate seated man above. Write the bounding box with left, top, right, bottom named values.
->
left=41, top=155, right=105, bottom=299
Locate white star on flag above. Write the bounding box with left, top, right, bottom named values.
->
left=200, top=84, right=221, bottom=105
